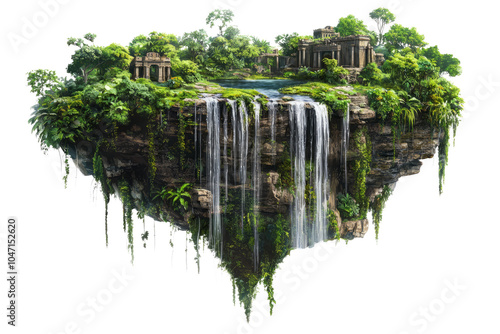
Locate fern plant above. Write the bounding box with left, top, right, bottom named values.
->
left=337, top=193, right=359, bottom=220
left=155, top=183, right=192, bottom=211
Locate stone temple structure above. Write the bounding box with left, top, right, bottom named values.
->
left=131, top=52, right=171, bottom=82
left=254, top=49, right=295, bottom=73
left=313, top=26, right=339, bottom=39
left=297, top=26, right=384, bottom=69
left=256, top=26, right=384, bottom=73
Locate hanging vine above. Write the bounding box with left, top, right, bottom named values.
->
left=370, top=185, right=393, bottom=241
left=63, top=155, right=70, bottom=188
left=119, top=179, right=134, bottom=263
left=146, top=117, right=157, bottom=190
left=92, top=141, right=111, bottom=246
left=351, top=128, right=372, bottom=219
left=178, top=110, right=187, bottom=170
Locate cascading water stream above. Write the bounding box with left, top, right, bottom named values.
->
left=252, top=102, right=261, bottom=271
left=289, top=102, right=307, bottom=248
left=268, top=100, right=278, bottom=165
left=289, top=101, right=330, bottom=248
left=342, top=104, right=350, bottom=192
left=223, top=102, right=229, bottom=203
left=310, top=102, right=330, bottom=243
left=204, top=97, right=222, bottom=255
left=230, top=100, right=249, bottom=230
left=204, top=96, right=331, bottom=255
left=194, top=102, right=199, bottom=184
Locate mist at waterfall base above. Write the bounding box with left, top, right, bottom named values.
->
left=1, top=0, right=500, bottom=333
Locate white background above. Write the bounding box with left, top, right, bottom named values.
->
left=1, top=0, right=499, bottom=333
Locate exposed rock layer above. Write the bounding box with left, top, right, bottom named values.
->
left=70, top=94, right=440, bottom=238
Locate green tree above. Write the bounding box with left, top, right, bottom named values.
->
left=275, top=33, right=312, bottom=57
left=207, top=36, right=234, bottom=70
left=147, top=32, right=179, bottom=59
left=67, top=33, right=103, bottom=84
left=207, top=34, right=262, bottom=71
left=99, top=43, right=133, bottom=77
left=369, top=8, right=396, bottom=45
left=231, top=35, right=260, bottom=63
left=223, top=26, right=240, bottom=40
left=422, top=46, right=462, bottom=77
left=206, top=9, right=234, bottom=36
left=128, top=34, right=148, bottom=56
left=172, top=60, right=202, bottom=83
left=179, top=29, right=209, bottom=62
left=27, top=69, right=61, bottom=96
left=334, top=15, right=369, bottom=37
left=129, top=32, right=179, bottom=58
left=384, top=24, right=427, bottom=53
left=251, top=37, right=272, bottom=54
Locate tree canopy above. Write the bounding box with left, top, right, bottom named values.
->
left=369, top=8, right=396, bottom=45
left=334, top=15, right=369, bottom=37
left=27, top=69, right=62, bottom=97
left=421, top=46, right=462, bottom=77
left=206, top=9, right=234, bottom=36
left=129, top=32, right=179, bottom=60
left=384, top=24, right=427, bottom=53
left=275, top=33, right=313, bottom=57
left=179, top=29, right=209, bottom=63
left=67, top=33, right=104, bottom=84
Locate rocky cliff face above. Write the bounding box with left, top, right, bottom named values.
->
left=70, top=92, right=440, bottom=240
left=67, top=91, right=442, bottom=315
left=346, top=94, right=441, bottom=200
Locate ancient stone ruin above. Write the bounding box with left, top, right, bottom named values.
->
left=131, top=52, right=172, bottom=82
left=257, top=26, right=385, bottom=73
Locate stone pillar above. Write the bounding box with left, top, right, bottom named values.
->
left=135, top=66, right=139, bottom=79
left=298, top=50, right=302, bottom=67
left=167, top=67, right=171, bottom=80
left=276, top=56, right=279, bottom=73
left=159, top=66, right=164, bottom=82
left=317, top=52, right=321, bottom=68
left=145, top=66, right=150, bottom=79
left=351, top=46, right=354, bottom=67
left=338, top=49, right=341, bottom=66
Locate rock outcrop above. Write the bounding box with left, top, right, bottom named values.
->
left=70, top=93, right=440, bottom=238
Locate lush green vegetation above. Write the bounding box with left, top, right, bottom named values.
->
left=370, top=185, right=393, bottom=241
left=188, top=189, right=291, bottom=320
left=337, top=194, right=360, bottom=220
left=27, top=6, right=464, bottom=319
left=369, top=8, right=396, bottom=46
left=155, top=183, right=192, bottom=212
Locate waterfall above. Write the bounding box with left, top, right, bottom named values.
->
left=289, top=102, right=330, bottom=248
left=194, top=102, right=198, bottom=183
left=230, top=100, right=249, bottom=229
left=252, top=102, right=261, bottom=271
left=268, top=100, right=278, bottom=165
left=289, top=102, right=307, bottom=248
left=205, top=97, right=222, bottom=254
left=223, top=102, right=229, bottom=204
left=202, top=97, right=330, bottom=255
left=311, top=102, right=330, bottom=243
left=342, top=104, right=350, bottom=192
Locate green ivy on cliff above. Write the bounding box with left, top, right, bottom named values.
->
left=351, top=127, right=372, bottom=219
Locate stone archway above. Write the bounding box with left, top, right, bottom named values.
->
left=320, top=52, right=332, bottom=69
left=150, top=65, right=159, bottom=82
left=131, top=52, right=172, bottom=82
